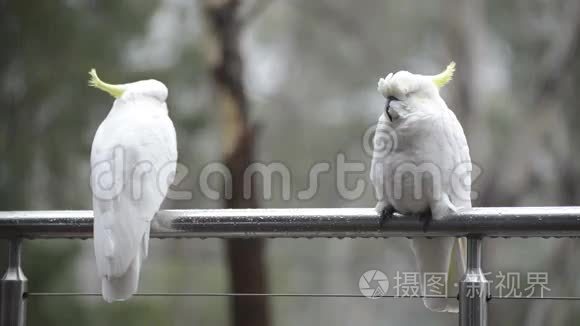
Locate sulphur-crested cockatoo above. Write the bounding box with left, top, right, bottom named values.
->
left=370, top=62, right=471, bottom=312
left=89, top=69, right=177, bottom=302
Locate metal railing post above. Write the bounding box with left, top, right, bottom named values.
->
left=1, top=239, right=27, bottom=326
left=459, top=237, right=489, bottom=326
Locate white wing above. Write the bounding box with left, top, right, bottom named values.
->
left=369, top=114, right=392, bottom=205
left=91, top=100, right=177, bottom=279
left=442, top=108, right=472, bottom=210
left=411, top=107, right=471, bottom=313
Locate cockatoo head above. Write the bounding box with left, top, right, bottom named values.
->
left=377, top=62, right=455, bottom=121
left=88, top=69, right=168, bottom=103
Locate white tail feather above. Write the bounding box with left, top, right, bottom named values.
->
left=101, top=248, right=142, bottom=303
left=410, top=237, right=460, bottom=313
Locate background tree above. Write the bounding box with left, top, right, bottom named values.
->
left=202, top=1, right=270, bottom=326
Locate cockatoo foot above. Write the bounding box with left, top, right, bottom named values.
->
left=419, top=211, right=432, bottom=233
left=377, top=204, right=395, bottom=227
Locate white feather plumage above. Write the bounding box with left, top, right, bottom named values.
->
left=90, top=78, right=177, bottom=302
left=370, top=66, right=471, bottom=313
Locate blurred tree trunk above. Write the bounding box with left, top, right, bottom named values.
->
left=202, top=2, right=270, bottom=326
left=444, top=0, right=481, bottom=122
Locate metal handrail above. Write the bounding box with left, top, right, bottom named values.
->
left=2, top=206, right=580, bottom=326
left=1, top=207, right=580, bottom=239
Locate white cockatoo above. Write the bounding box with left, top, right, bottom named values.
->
left=370, top=62, right=471, bottom=312
left=89, top=69, right=177, bottom=302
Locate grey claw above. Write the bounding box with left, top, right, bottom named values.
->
left=419, top=211, right=431, bottom=233
left=379, top=205, right=395, bottom=227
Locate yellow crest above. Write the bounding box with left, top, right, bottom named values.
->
left=431, top=61, right=456, bottom=88
left=88, top=69, right=125, bottom=98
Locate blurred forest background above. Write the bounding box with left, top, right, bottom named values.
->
left=1, top=0, right=580, bottom=325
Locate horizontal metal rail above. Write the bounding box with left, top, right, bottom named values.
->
left=3, top=207, right=580, bottom=326
left=21, top=292, right=580, bottom=300
left=1, top=207, right=580, bottom=239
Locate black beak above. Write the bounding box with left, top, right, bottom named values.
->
left=385, top=102, right=392, bottom=121
left=385, top=96, right=398, bottom=122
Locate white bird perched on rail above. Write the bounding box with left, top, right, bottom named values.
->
left=88, top=69, right=177, bottom=302
left=370, top=62, right=472, bottom=312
